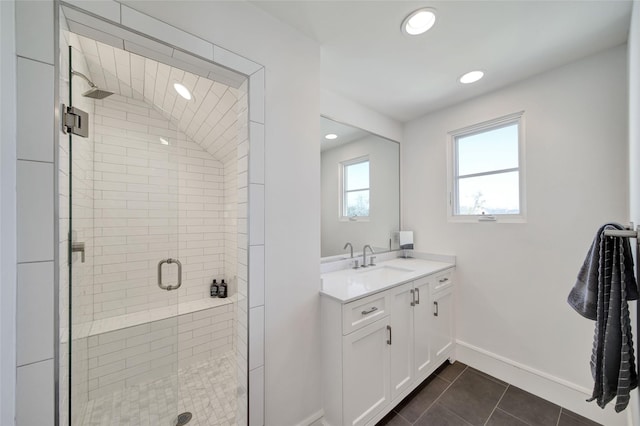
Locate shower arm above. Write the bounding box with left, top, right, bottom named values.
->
left=71, top=69, right=96, bottom=88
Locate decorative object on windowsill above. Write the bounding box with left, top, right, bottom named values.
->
left=399, top=231, right=414, bottom=259
left=567, top=222, right=639, bottom=412
left=478, top=212, right=496, bottom=222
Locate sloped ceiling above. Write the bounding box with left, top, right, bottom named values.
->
left=72, top=33, right=244, bottom=162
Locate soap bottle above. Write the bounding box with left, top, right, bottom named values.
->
left=210, top=279, right=219, bottom=297
left=219, top=279, right=228, bottom=298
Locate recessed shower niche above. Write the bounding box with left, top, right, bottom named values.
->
left=58, top=24, right=249, bottom=426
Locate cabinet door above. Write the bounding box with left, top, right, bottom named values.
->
left=413, top=277, right=433, bottom=382
left=343, top=317, right=391, bottom=426
left=431, top=287, right=454, bottom=363
left=389, top=282, right=414, bottom=400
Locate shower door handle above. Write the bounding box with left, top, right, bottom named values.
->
left=157, top=258, right=182, bottom=291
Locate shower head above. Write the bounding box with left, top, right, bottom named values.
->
left=82, top=87, right=114, bottom=99
left=71, top=69, right=114, bottom=99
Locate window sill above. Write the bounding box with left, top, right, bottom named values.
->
left=448, top=214, right=526, bottom=224
left=340, top=217, right=370, bottom=223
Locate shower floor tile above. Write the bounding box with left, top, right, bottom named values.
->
left=81, top=351, right=237, bottom=426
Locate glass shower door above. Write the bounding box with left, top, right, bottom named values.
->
left=65, top=44, right=183, bottom=426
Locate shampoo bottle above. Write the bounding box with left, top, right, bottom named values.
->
left=210, top=279, right=219, bottom=297
left=219, top=279, right=228, bottom=298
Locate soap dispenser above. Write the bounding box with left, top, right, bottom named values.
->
left=210, top=279, right=219, bottom=297
left=219, top=279, right=228, bottom=298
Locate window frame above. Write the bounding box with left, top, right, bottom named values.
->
left=447, top=111, right=526, bottom=223
left=340, top=155, right=370, bottom=221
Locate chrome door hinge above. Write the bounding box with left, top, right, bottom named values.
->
left=62, top=104, right=89, bottom=138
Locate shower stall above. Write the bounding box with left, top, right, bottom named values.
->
left=58, top=19, right=249, bottom=426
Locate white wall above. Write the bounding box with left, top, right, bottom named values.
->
left=0, top=0, right=17, bottom=424
left=321, top=135, right=400, bottom=257
left=403, top=45, right=629, bottom=425
left=116, top=2, right=323, bottom=425
left=628, top=1, right=640, bottom=424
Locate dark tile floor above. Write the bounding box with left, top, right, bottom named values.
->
left=376, top=362, right=601, bottom=426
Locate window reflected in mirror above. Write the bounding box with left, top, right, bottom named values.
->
left=321, top=117, right=400, bottom=260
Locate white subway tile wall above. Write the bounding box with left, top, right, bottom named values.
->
left=90, top=92, right=239, bottom=319
left=9, top=2, right=265, bottom=424
left=87, top=303, right=234, bottom=399
left=61, top=27, right=249, bottom=423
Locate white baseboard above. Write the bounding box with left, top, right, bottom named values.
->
left=456, top=340, right=633, bottom=426
left=295, top=409, right=324, bottom=426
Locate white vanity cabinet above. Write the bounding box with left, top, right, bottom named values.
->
left=388, top=282, right=415, bottom=401
left=431, top=269, right=454, bottom=366
left=412, top=275, right=436, bottom=383
left=321, top=265, right=455, bottom=426
left=388, top=276, right=435, bottom=400
left=322, top=291, right=393, bottom=426
left=343, top=317, right=391, bottom=426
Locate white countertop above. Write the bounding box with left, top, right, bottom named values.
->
left=320, top=257, right=454, bottom=303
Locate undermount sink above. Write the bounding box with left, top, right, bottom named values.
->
left=355, top=265, right=414, bottom=274
left=352, top=264, right=414, bottom=281
left=320, top=257, right=455, bottom=302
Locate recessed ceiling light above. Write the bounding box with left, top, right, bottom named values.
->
left=173, top=83, right=192, bottom=100
left=402, top=8, right=437, bottom=36
left=459, top=70, right=485, bottom=84
left=325, top=133, right=338, bottom=140
left=160, top=137, right=169, bottom=145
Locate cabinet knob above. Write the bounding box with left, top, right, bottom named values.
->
left=433, top=301, right=439, bottom=317
left=439, top=277, right=449, bottom=283
left=386, top=325, right=392, bottom=345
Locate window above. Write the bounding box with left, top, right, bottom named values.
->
left=449, top=112, right=525, bottom=221
left=342, top=157, right=370, bottom=219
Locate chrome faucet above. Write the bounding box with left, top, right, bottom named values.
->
left=344, top=242, right=354, bottom=258
left=361, top=245, right=375, bottom=268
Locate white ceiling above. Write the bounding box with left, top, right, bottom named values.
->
left=252, top=0, right=633, bottom=122
left=73, top=34, right=242, bottom=161
left=320, top=117, right=370, bottom=151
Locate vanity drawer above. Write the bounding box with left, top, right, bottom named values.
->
left=432, top=269, right=454, bottom=293
left=342, top=293, right=388, bottom=335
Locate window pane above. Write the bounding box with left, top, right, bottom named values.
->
left=457, top=171, right=519, bottom=215
left=346, top=161, right=369, bottom=191
left=457, top=123, right=518, bottom=176
left=345, top=190, right=369, bottom=217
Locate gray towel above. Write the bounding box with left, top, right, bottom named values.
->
left=568, top=223, right=638, bottom=319
left=567, top=223, right=638, bottom=412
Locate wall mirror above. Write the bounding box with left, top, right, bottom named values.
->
left=321, top=116, right=400, bottom=261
